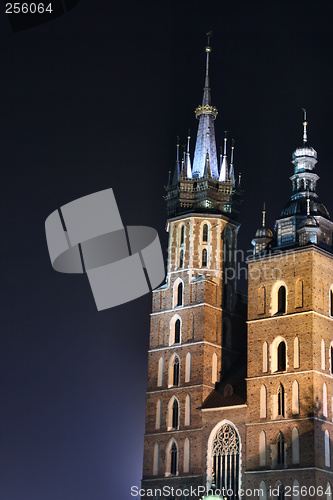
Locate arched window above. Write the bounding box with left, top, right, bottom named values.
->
left=180, top=224, right=185, bottom=245
left=179, top=249, right=184, bottom=268
left=323, top=383, right=328, bottom=418
left=263, top=341, right=268, bottom=373
left=203, top=224, right=208, bottom=242
left=177, top=282, right=183, bottom=306
left=277, top=341, right=286, bottom=371
left=277, top=483, right=285, bottom=500
left=322, top=339, right=326, bottom=370
left=278, top=384, right=285, bottom=417
left=325, top=430, right=330, bottom=467
left=292, top=427, right=300, bottom=464
left=157, top=357, right=164, bottom=387
left=259, top=481, right=267, bottom=500
left=259, top=430, right=266, bottom=466
left=185, top=352, right=191, bottom=383
left=166, top=440, right=178, bottom=475
left=212, top=353, right=218, bottom=384
left=292, top=380, right=299, bottom=415
left=326, top=482, right=332, bottom=500
left=330, top=343, right=333, bottom=375
left=293, top=480, right=300, bottom=500
left=156, top=399, right=162, bottom=430
left=168, top=355, right=180, bottom=387
left=153, top=443, right=159, bottom=475
left=183, top=438, right=190, bottom=473
left=260, top=385, right=267, bottom=419
left=202, top=248, right=208, bottom=267
left=185, top=394, right=191, bottom=426
left=174, top=319, right=181, bottom=344
left=277, top=285, right=286, bottom=313
left=212, top=423, right=240, bottom=496
left=277, top=432, right=285, bottom=465
left=167, top=397, right=179, bottom=430
left=294, top=337, right=300, bottom=369
left=330, top=289, right=333, bottom=317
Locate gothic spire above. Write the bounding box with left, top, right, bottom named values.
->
left=229, top=139, right=235, bottom=184
left=219, top=131, right=229, bottom=181
left=184, top=131, right=192, bottom=178
left=192, top=34, right=219, bottom=179
left=172, top=138, right=180, bottom=185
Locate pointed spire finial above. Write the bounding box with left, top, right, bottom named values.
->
left=223, top=130, right=228, bottom=155
left=262, top=202, right=266, bottom=228
left=230, top=138, right=235, bottom=166
left=238, top=172, right=242, bottom=187
left=306, top=187, right=310, bottom=215
left=204, top=32, right=213, bottom=90
left=302, top=108, right=308, bottom=144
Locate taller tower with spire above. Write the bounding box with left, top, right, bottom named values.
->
left=141, top=37, right=246, bottom=498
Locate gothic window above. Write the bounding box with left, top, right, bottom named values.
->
left=185, top=394, right=191, bottom=426
left=156, top=399, right=162, bottom=430
left=212, top=423, right=240, bottom=497
left=323, top=383, right=328, bottom=418
left=203, top=224, right=208, bottom=242
left=259, top=430, right=266, bottom=466
left=294, top=337, right=300, bottom=369
left=183, top=438, right=190, bottom=473
left=202, top=248, right=208, bottom=267
left=212, top=353, right=218, bottom=384
left=170, top=441, right=178, bottom=474
left=263, top=341, right=268, bottom=373
left=330, top=289, right=333, bottom=316
left=278, top=384, right=285, bottom=417
left=292, top=427, right=300, bottom=464
left=180, top=224, right=185, bottom=245
left=277, top=341, right=286, bottom=372
left=157, top=357, right=164, bottom=387
left=292, top=380, right=299, bottom=415
left=277, top=483, right=285, bottom=500
left=325, top=430, right=330, bottom=467
left=185, top=352, right=191, bottom=383
left=177, top=282, right=183, bottom=306
left=259, top=481, right=267, bottom=500
left=331, top=343, right=333, bottom=374
left=173, top=357, right=179, bottom=386
left=277, top=432, right=285, bottom=466
left=179, top=249, right=184, bottom=268
left=153, top=443, right=159, bottom=475
left=174, top=319, right=181, bottom=344
left=322, top=339, right=326, bottom=370
left=326, top=482, right=332, bottom=500
left=260, top=385, right=267, bottom=419
left=278, top=285, right=286, bottom=313
left=167, top=397, right=179, bottom=430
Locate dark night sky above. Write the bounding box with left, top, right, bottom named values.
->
left=1, top=1, right=333, bottom=499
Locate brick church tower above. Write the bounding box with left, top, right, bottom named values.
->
left=141, top=42, right=333, bottom=500
left=141, top=40, right=246, bottom=498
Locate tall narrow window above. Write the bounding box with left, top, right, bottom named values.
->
left=170, top=442, right=178, bottom=474
left=174, top=319, right=181, bottom=344
left=179, top=249, right=184, bottom=268
left=173, top=357, right=179, bottom=386
left=263, top=341, right=268, bottom=373
left=259, top=430, right=266, bottom=466
left=294, top=337, right=300, bottom=369
left=202, top=248, right=208, bottom=267
left=277, top=341, right=286, bottom=372
left=292, top=380, right=299, bottom=415
left=259, top=481, right=267, bottom=500
left=325, top=430, right=330, bottom=467
left=172, top=399, right=179, bottom=429
left=156, top=399, right=162, bottom=430
left=331, top=289, right=333, bottom=316
left=180, top=225, right=185, bottom=245
left=277, top=432, right=285, bottom=465
left=292, top=427, right=300, bottom=464
left=278, top=384, right=285, bottom=417
left=212, top=423, right=240, bottom=497
left=331, top=344, right=333, bottom=375
left=212, top=353, right=218, bottom=384
left=185, top=352, right=191, bottom=383
left=185, top=394, right=191, bottom=426
left=177, top=282, right=183, bottom=306
left=323, top=383, right=328, bottom=418
left=157, top=357, right=164, bottom=387
left=260, top=385, right=267, bottom=419
left=277, top=286, right=286, bottom=313
left=203, top=224, right=208, bottom=242
left=153, top=443, right=159, bottom=475
left=326, top=482, right=332, bottom=500
left=322, top=339, right=326, bottom=370
left=278, top=484, right=285, bottom=500
left=184, top=438, right=190, bottom=473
